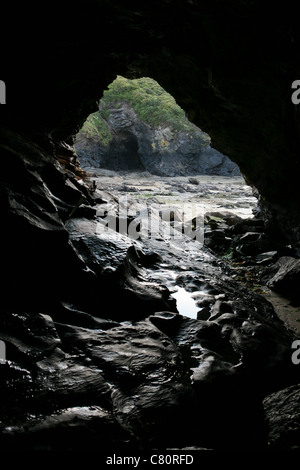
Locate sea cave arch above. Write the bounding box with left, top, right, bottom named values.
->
left=74, top=75, right=240, bottom=177
left=1, top=0, right=300, bottom=452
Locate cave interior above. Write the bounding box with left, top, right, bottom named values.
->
left=1, top=0, right=300, bottom=453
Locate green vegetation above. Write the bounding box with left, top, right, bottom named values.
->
left=78, top=75, right=211, bottom=144
left=79, top=111, right=112, bottom=145
left=101, top=75, right=207, bottom=136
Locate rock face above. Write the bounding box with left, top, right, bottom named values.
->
left=0, top=131, right=300, bottom=450
left=263, top=257, right=300, bottom=303
left=263, top=383, right=300, bottom=450
left=75, top=99, right=240, bottom=177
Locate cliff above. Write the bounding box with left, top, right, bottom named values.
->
left=75, top=76, right=240, bottom=176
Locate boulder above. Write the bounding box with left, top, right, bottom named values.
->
left=149, top=297, right=297, bottom=449
left=263, top=256, right=300, bottom=302
left=263, top=383, right=300, bottom=450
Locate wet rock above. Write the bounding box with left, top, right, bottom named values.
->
left=149, top=313, right=269, bottom=449
left=151, top=286, right=298, bottom=396
left=56, top=318, right=195, bottom=449
left=70, top=204, right=97, bottom=219
left=66, top=218, right=133, bottom=276
left=54, top=302, right=120, bottom=330
left=203, top=212, right=248, bottom=256
left=159, top=207, right=182, bottom=223
left=0, top=311, right=61, bottom=362
left=235, top=232, right=272, bottom=256
left=229, top=217, right=265, bottom=235
left=0, top=133, right=296, bottom=450
left=188, top=177, right=199, bottom=185
left=66, top=219, right=173, bottom=319
left=117, top=246, right=176, bottom=319
left=196, top=304, right=211, bottom=321
left=1, top=137, right=100, bottom=315
left=263, top=256, right=300, bottom=303
left=36, top=352, right=112, bottom=411
left=204, top=228, right=232, bottom=254
left=255, top=251, right=279, bottom=265
left=2, top=406, right=129, bottom=451
left=263, top=383, right=300, bottom=450
left=209, top=300, right=234, bottom=320
left=0, top=361, right=35, bottom=422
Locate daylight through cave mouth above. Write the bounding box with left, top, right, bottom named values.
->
left=2, top=0, right=300, bottom=452
left=74, top=75, right=241, bottom=178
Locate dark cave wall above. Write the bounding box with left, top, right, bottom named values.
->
left=1, top=2, right=300, bottom=451
left=1, top=0, right=300, bottom=242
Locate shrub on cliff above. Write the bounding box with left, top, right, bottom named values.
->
left=78, top=75, right=211, bottom=145
left=79, top=110, right=112, bottom=145
left=100, top=75, right=194, bottom=132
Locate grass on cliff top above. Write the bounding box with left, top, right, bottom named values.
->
left=78, top=75, right=210, bottom=144
left=79, top=111, right=112, bottom=145
left=101, top=75, right=206, bottom=135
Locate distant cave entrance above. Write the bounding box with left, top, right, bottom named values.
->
left=74, top=75, right=240, bottom=177
left=102, top=132, right=145, bottom=172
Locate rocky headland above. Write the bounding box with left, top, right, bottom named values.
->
left=75, top=76, right=240, bottom=177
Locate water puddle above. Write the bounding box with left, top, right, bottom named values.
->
left=171, top=286, right=199, bottom=319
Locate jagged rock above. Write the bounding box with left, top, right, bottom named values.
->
left=235, top=232, right=272, bottom=256
left=2, top=406, right=129, bottom=450
left=188, top=177, right=200, bottom=185
left=255, top=251, right=279, bottom=265
left=75, top=101, right=240, bottom=177
left=229, top=218, right=265, bottom=235
left=65, top=218, right=134, bottom=276
left=204, top=229, right=232, bottom=255
left=65, top=218, right=174, bottom=319
left=263, top=383, right=300, bottom=450
left=149, top=300, right=298, bottom=449
left=70, top=204, right=97, bottom=219
left=263, top=256, right=300, bottom=302
left=47, top=318, right=196, bottom=449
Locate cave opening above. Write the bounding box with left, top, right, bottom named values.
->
left=1, top=0, right=300, bottom=454
left=74, top=74, right=241, bottom=179
left=71, top=75, right=264, bottom=321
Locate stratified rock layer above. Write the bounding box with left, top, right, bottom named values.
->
left=75, top=100, right=240, bottom=177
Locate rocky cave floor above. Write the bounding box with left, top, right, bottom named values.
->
left=2, top=166, right=300, bottom=452
left=85, top=168, right=300, bottom=333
